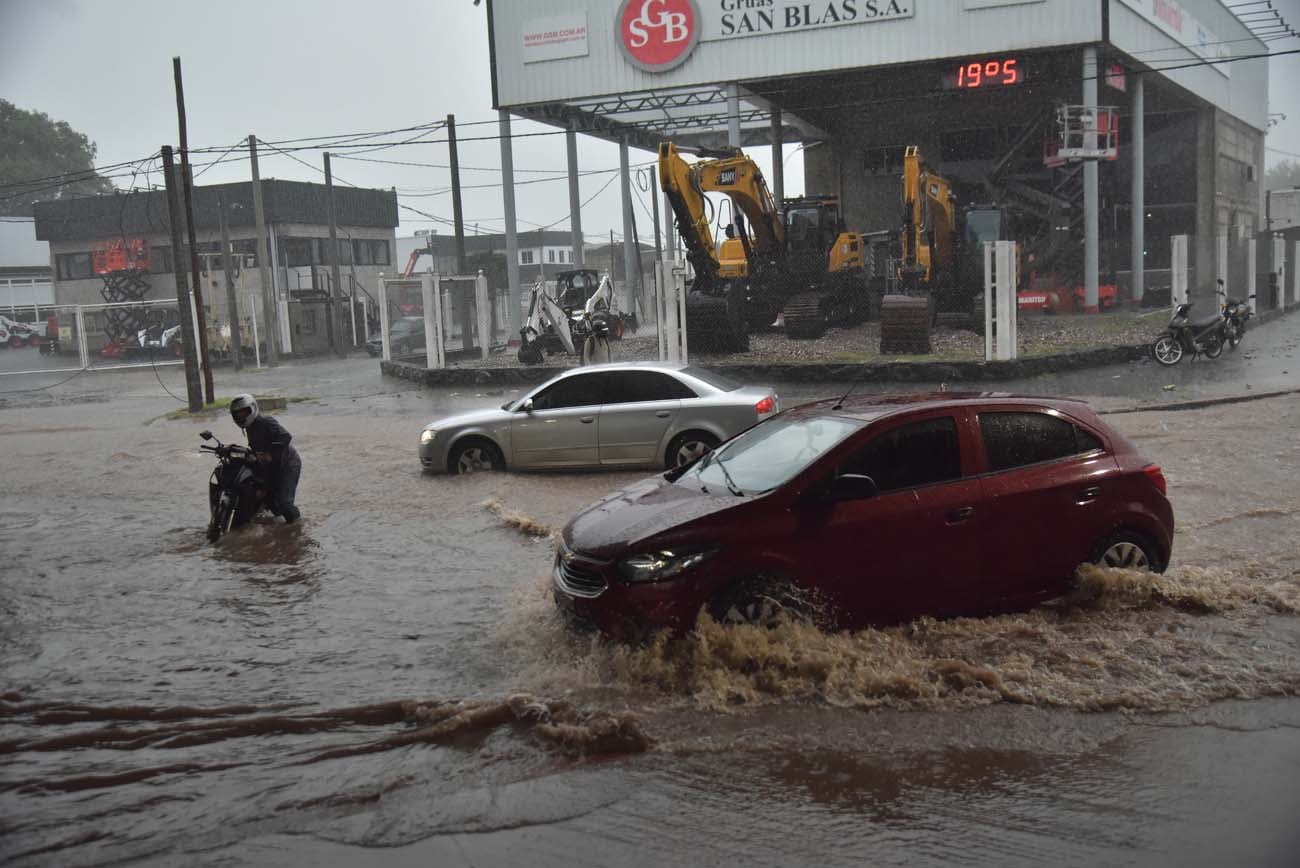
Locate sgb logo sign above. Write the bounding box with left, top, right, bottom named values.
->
left=617, top=0, right=700, bottom=72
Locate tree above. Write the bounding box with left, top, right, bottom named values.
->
left=1265, top=159, right=1300, bottom=192
left=0, top=99, right=115, bottom=216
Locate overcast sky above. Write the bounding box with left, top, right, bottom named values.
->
left=2, top=0, right=1298, bottom=246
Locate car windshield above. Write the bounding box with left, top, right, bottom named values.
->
left=678, top=413, right=865, bottom=496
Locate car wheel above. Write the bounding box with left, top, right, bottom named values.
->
left=665, top=431, right=720, bottom=469
left=1091, top=530, right=1161, bottom=573
left=710, top=576, right=818, bottom=628
left=448, top=439, right=505, bottom=474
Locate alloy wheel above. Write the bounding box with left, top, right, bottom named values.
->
left=1100, top=540, right=1150, bottom=570
left=674, top=439, right=711, bottom=467
left=456, top=446, right=496, bottom=473
left=1152, top=335, right=1183, bottom=366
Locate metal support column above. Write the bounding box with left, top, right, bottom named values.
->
left=620, top=137, right=637, bottom=314
left=727, top=82, right=741, bottom=148
left=566, top=124, right=584, bottom=266
left=1130, top=73, right=1144, bottom=305
left=770, top=107, right=784, bottom=211
left=1082, top=46, right=1100, bottom=312
left=498, top=110, right=522, bottom=340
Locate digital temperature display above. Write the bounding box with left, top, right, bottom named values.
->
left=943, top=58, right=1023, bottom=90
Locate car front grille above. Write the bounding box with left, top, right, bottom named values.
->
left=553, top=547, right=608, bottom=598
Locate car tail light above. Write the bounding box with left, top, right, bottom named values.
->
left=755, top=395, right=776, bottom=416
left=1143, top=464, right=1167, bottom=496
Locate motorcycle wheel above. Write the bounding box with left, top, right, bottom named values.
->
left=207, top=495, right=236, bottom=542
left=1152, top=334, right=1183, bottom=366
left=1225, top=322, right=1243, bottom=349
left=1203, top=338, right=1224, bottom=359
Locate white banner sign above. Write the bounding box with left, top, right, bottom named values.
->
left=963, top=0, right=1043, bottom=8
left=1115, top=0, right=1230, bottom=77
left=703, top=0, right=914, bottom=42
left=522, top=13, right=589, bottom=64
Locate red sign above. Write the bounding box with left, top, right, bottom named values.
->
left=617, top=0, right=700, bottom=72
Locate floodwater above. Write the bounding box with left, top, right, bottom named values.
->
left=3, top=363, right=1300, bottom=865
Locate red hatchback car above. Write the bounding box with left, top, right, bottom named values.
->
left=553, top=393, right=1173, bottom=639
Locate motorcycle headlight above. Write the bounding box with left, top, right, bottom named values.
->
left=617, top=548, right=716, bottom=584
left=420, top=429, right=437, bottom=445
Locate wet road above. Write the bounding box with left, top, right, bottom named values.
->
left=1, top=314, right=1298, bottom=866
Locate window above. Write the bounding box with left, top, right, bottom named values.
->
left=681, top=366, right=741, bottom=392
left=978, top=412, right=1105, bottom=472
left=682, top=414, right=865, bottom=496
left=353, top=239, right=390, bottom=266
left=548, top=249, right=556, bottom=263
left=604, top=371, right=697, bottom=404
left=149, top=246, right=174, bottom=274
left=529, top=372, right=606, bottom=411
left=280, top=237, right=317, bottom=267
left=56, top=252, right=93, bottom=280
left=321, top=238, right=352, bottom=265
left=371, top=239, right=390, bottom=266
left=521, top=250, right=535, bottom=265
left=300, top=309, right=317, bottom=335
left=841, top=416, right=962, bottom=493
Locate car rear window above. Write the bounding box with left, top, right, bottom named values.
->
left=979, top=412, right=1105, bottom=472
left=604, top=370, right=697, bottom=403
left=680, top=366, right=740, bottom=392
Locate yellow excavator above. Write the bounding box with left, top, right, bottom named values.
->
left=658, top=142, right=870, bottom=349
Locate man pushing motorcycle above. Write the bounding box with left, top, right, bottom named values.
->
left=229, top=394, right=301, bottom=523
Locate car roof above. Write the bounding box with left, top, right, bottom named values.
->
left=790, top=391, right=1095, bottom=422
left=554, top=361, right=688, bottom=377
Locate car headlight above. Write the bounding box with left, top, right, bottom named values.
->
left=420, top=429, right=437, bottom=445
left=617, top=548, right=716, bottom=583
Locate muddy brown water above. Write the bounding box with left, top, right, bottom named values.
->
left=2, top=388, right=1300, bottom=866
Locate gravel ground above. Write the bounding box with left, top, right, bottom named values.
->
left=435, top=310, right=1170, bottom=370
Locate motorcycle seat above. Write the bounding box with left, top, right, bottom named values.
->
left=1191, top=314, right=1222, bottom=330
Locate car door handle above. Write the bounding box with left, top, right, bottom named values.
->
left=946, top=506, right=974, bottom=524
left=655, top=410, right=671, bottom=418
left=579, top=416, right=595, bottom=424
left=1076, top=486, right=1100, bottom=504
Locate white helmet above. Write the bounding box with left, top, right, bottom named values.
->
left=230, top=393, right=259, bottom=428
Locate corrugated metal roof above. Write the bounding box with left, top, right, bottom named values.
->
left=31, top=180, right=398, bottom=243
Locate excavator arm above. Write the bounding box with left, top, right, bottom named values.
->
left=658, top=142, right=785, bottom=284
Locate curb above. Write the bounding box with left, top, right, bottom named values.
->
left=1101, top=387, right=1300, bottom=415
left=381, top=344, right=1151, bottom=387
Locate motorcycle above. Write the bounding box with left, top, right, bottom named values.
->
left=199, top=430, right=269, bottom=542
left=580, top=310, right=613, bottom=366
left=1219, top=280, right=1255, bottom=350
left=1151, top=300, right=1227, bottom=366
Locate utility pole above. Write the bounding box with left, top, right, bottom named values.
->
left=323, top=152, right=345, bottom=357
left=610, top=229, right=616, bottom=280
left=161, top=146, right=203, bottom=412
left=217, top=192, right=243, bottom=370
left=248, top=135, right=278, bottom=365
left=173, top=56, right=214, bottom=403
left=650, top=166, right=662, bottom=262
left=447, top=114, right=467, bottom=273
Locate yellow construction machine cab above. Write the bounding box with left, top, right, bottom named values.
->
left=783, top=196, right=866, bottom=273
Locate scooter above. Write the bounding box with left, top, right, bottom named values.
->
left=199, top=430, right=269, bottom=542
left=1151, top=300, right=1226, bottom=366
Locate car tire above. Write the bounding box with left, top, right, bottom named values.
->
left=665, top=431, right=720, bottom=469
left=710, top=576, right=818, bottom=628
left=1091, top=529, right=1162, bottom=573
left=448, top=438, right=505, bottom=475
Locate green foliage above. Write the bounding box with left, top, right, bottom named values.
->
left=1265, top=159, right=1300, bottom=192
left=0, top=99, right=115, bottom=216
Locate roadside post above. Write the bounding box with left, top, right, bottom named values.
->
left=1294, top=240, right=1299, bottom=304
left=1272, top=236, right=1285, bottom=311
left=655, top=260, right=667, bottom=362
left=1170, top=235, right=1189, bottom=309
left=1247, top=237, right=1257, bottom=315
left=983, top=242, right=994, bottom=361
left=248, top=292, right=261, bottom=368
left=983, top=241, right=1018, bottom=361
left=475, top=271, right=490, bottom=360
left=1217, top=235, right=1228, bottom=301
left=378, top=277, right=392, bottom=362
left=74, top=305, right=89, bottom=370
left=421, top=272, right=446, bottom=369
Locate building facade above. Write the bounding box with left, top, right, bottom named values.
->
left=33, top=180, right=398, bottom=355
left=0, top=217, right=53, bottom=318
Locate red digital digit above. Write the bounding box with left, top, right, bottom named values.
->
left=967, top=62, right=982, bottom=87
left=985, top=61, right=999, bottom=81
left=1003, top=58, right=1018, bottom=84
left=957, top=65, right=965, bottom=87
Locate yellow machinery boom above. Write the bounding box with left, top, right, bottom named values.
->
left=899, top=145, right=957, bottom=289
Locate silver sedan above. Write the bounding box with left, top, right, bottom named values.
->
left=419, top=363, right=779, bottom=474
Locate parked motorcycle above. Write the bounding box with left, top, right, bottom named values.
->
left=200, top=430, right=269, bottom=542
left=1151, top=300, right=1226, bottom=366
left=1219, top=280, right=1255, bottom=350
left=580, top=311, right=613, bottom=366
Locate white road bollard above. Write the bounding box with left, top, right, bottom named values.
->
left=1274, top=236, right=1286, bottom=310
left=475, top=271, right=490, bottom=360
left=983, top=242, right=994, bottom=361
left=1217, top=235, right=1228, bottom=302
left=249, top=292, right=261, bottom=368
left=677, top=260, right=689, bottom=364
left=1247, top=237, right=1257, bottom=316
left=1170, top=235, right=1189, bottom=310
left=378, top=277, right=391, bottom=362
left=74, top=304, right=89, bottom=370
left=655, top=260, right=666, bottom=362
left=995, top=240, right=1017, bottom=361
left=663, top=259, right=681, bottom=365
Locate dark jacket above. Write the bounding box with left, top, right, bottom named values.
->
left=244, top=415, right=299, bottom=472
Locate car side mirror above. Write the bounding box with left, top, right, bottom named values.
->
left=520, top=398, right=534, bottom=413
left=827, top=473, right=878, bottom=502
left=200, top=430, right=214, bottom=441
